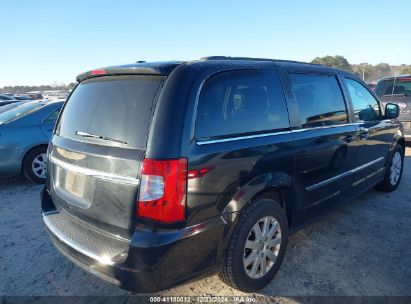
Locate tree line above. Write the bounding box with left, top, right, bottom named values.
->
left=0, top=83, right=77, bottom=94
left=1, top=56, right=410, bottom=93
left=311, top=55, right=411, bottom=82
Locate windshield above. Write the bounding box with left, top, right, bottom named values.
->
left=56, top=75, right=164, bottom=149
left=375, top=77, right=411, bottom=97
left=0, top=102, right=44, bottom=124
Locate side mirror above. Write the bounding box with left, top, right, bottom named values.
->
left=385, top=103, right=399, bottom=119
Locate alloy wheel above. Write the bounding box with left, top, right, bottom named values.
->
left=32, top=153, right=47, bottom=179
left=243, top=216, right=281, bottom=279
left=389, top=151, right=402, bottom=186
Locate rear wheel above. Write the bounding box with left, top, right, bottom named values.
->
left=376, top=144, right=404, bottom=192
left=23, top=146, right=48, bottom=183
left=219, top=199, right=288, bottom=292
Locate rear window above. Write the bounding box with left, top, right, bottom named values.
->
left=375, top=77, right=411, bottom=97
left=56, top=75, right=164, bottom=149
left=195, top=70, right=290, bottom=140
left=0, top=102, right=44, bottom=124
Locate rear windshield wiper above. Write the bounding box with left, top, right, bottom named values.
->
left=75, top=131, right=127, bottom=145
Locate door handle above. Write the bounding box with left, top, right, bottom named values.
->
left=343, top=135, right=354, bottom=143
left=358, top=130, right=369, bottom=140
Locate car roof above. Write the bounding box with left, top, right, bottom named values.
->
left=377, top=74, right=411, bottom=82
left=43, top=99, right=65, bottom=105
left=77, top=56, right=356, bottom=82
left=15, top=99, right=65, bottom=108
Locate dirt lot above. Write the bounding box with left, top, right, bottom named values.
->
left=0, top=148, right=410, bottom=299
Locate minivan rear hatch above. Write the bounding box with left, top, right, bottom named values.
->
left=47, top=75, right=164, bottom=239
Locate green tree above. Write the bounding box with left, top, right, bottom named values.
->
left=68, top=82, right=77, bottom=90
left=352, top=63, right=373, bottom=81
left=370, top=63, right=392, bottom=80
left=399, top=65, right=411, bottom=75
left=311, top=55, right=352, bottom=72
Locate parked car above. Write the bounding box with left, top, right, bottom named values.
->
left=0, top=100, right=64, bottom=182
left=0, top=94, right=21, bottom=107
left=366, top=82, right=376, bottom=91
left=0, top=94, right=16, bottom=100
left=0, top=94, right=21, bottom=106
left=12, top=95, right=33, bottom=101
left=24, top=92, right=44, bottom=100
left=41, top=58, right=404, bottom=293
left=375, top=75, right=411, bottom=141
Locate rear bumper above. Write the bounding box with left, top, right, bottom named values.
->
left=41, top=188, right=228, bottom=292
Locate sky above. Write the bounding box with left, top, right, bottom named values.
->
left=1, top=0, right=410, bottom=86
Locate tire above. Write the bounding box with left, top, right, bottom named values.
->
left=219, top=199, right=288, bottom=292
left=376, top=144, right=404, bottom=192
left=23, top=146, right=48, bottom=183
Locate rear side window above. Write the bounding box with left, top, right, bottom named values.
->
left=43, top=108, right=61, bottom=124
left=195, top=70, right=289, bottom=140
left=56, top=75, right=163, bottom=149
left=289, top=74, right=348, bottom=128
left=345, top=78, right=380, bottom=122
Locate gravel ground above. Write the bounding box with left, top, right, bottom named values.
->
left=0, top=148, right=410, bottom=299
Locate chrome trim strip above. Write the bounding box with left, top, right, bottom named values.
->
left=352, top=167, right=385, bottom=187
left=49, top=155, right=139, bottom=186
left=43, top=214, right=116, bottom=265
left=196, top=130, right=292, bottom=145
left=291, top=123, right=361, bottom=133
left=306, top=157, right=385, bottom=191
left=196, top=123, right=361, bottom=145
left=312, top=191, right=340, bottom=207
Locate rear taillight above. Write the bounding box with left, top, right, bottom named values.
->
left=137, top=158, right=187, bottom=223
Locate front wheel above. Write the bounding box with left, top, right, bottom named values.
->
left=376, top=144, right=404, bottom=192
left=219, top=199, right=288, bottom=292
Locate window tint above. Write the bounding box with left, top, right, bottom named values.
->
left=345, top=78, right=380, bottom=122
left=43, top=107, right=61, bottom=124
left=289, top=74, right=348, bottom=128
left=57, top=75, right=163, bottom=149
left=195, top=70, right=289, bottom=139
left=375, top=77, right=411, bottom=97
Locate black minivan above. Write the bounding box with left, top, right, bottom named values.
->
left=41, top=57, right=405, bottom=292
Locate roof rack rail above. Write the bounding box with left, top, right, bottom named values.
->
left=199, top=56, right=320, bottom=66
left=200, top=56, right=277, bottom=62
